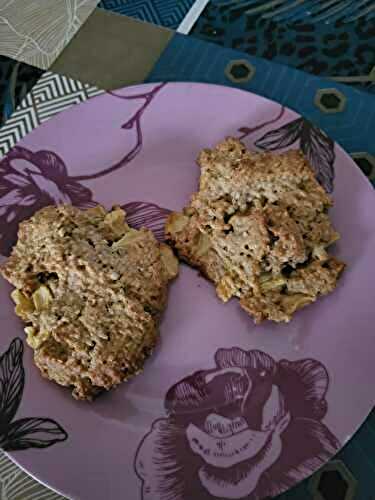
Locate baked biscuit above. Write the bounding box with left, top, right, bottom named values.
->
left=2, top=205, right=178, bottom=399
left=166, top=138, right=344, bottom=323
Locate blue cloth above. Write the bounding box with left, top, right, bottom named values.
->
left=191, top=1, right=375, bottom=94
left=147, top=32, right=375, bottom=499
left=98, top=0, right=195, bottom=29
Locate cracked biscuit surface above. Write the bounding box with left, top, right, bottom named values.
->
left=166, top=137, right=345, bottom=323
left=1, top=205, right=178, bottom=400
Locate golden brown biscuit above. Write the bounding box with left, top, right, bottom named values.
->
left=2, top=205, right=178, bottom=399
left=166, top=137, right=344, bottom=323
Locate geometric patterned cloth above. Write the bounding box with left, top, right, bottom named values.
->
left=0, top=56, right=44, bottom=125
left=0, top=71, right=103, bottom=157
left=98, top=0, right=197, bottom=29
left=147, top=32, right=375, bottom=500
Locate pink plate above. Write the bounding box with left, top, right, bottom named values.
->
left=0, top=83, right=374, bottom=500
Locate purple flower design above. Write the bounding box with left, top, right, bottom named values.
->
left=0, top=146, right=95, bottom=256
left=135, top=348, right=339, bottom=500
left=0, top=83, right=167, bottom=257
left=0, top=338, right=67, bottom=451
left=254, top=118, right=335, bottom=193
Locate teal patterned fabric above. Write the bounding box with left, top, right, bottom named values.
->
left=98, top=0, right=196, bottom=29
left=147, top=33, right=375, bottom=499
left=191, top=1, right=375, bottom=94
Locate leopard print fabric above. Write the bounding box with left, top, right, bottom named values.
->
left=192, top=4, right=375, bottom=92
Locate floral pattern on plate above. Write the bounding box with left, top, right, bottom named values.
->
left=0, top=338, right=67, bottom=451
left=135, top=347, right=339, bottom=500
